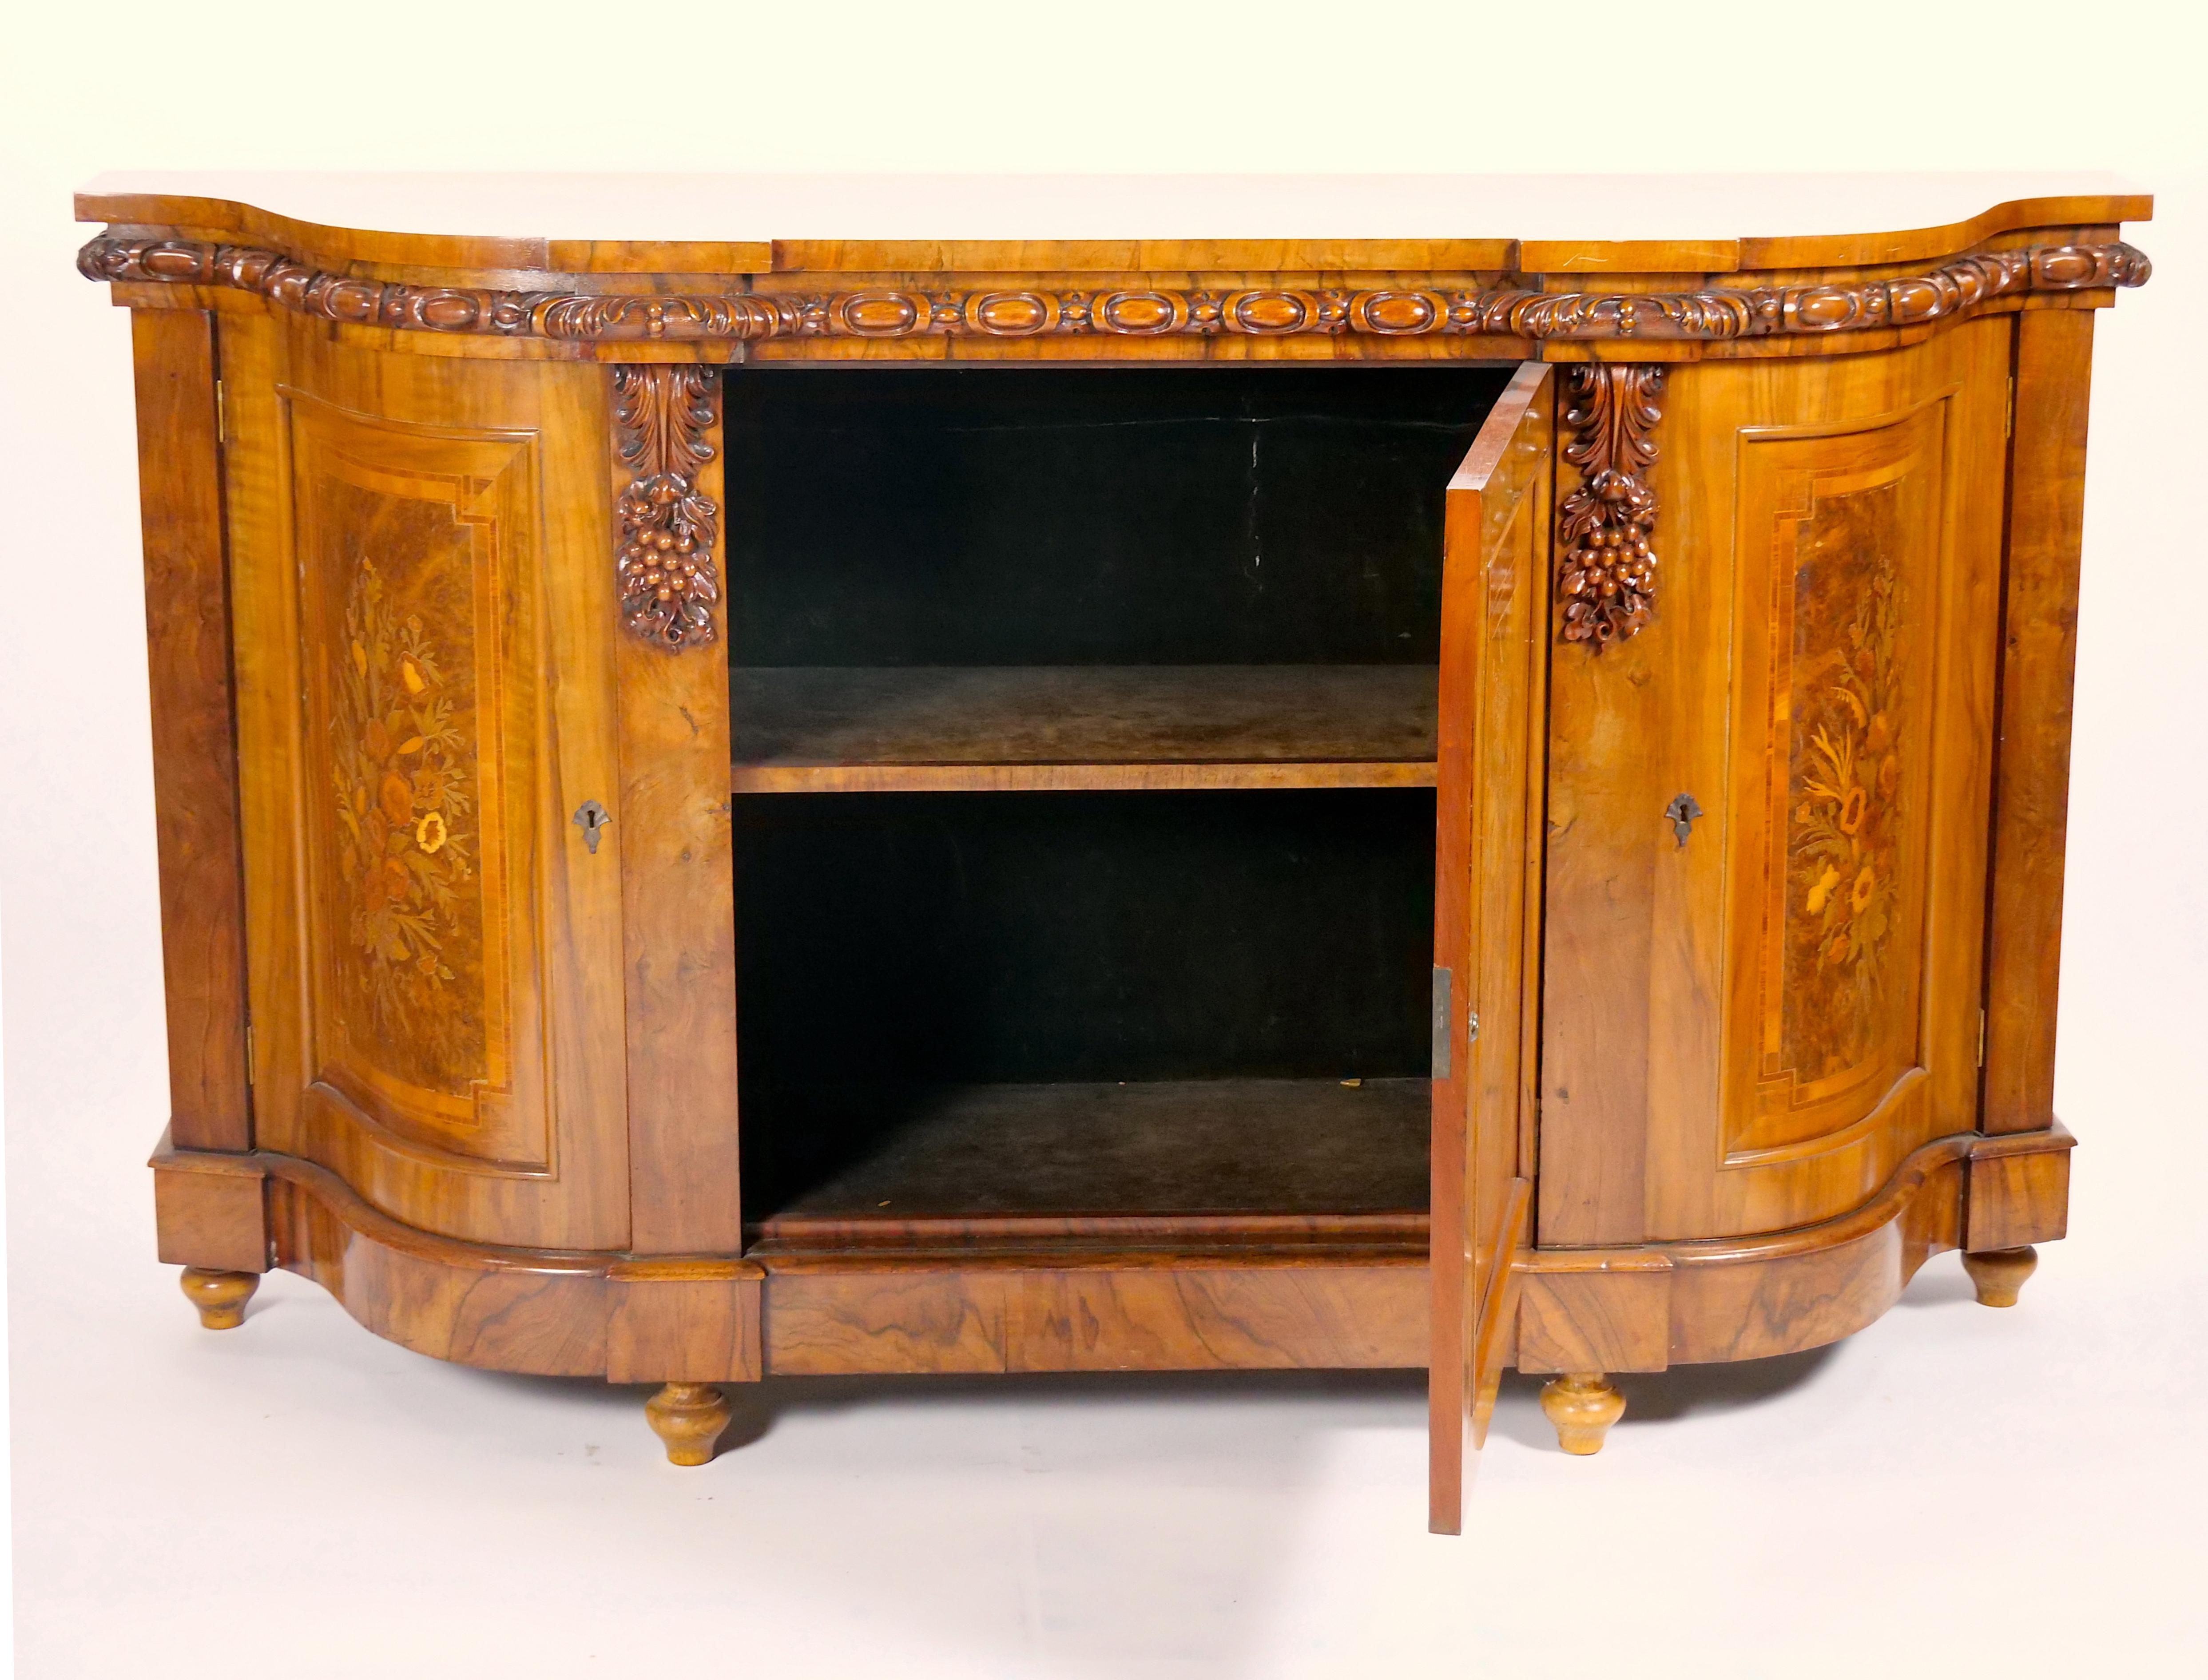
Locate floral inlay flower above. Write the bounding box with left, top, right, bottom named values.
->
left=1806, top=866, right=1841, bottom=915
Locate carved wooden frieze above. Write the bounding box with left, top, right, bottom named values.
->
left=612, top=366, right=721, bottom=650
left=78, top=235, right=2151, bottom=347
left=1557, top=364, right=1665, bottom=649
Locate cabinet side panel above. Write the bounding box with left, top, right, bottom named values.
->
left=132, top=309, right=252, bottom=1151
left=1983, top=309, right=2095, bottom=1135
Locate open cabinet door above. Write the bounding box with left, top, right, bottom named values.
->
left=1430, top=362, right=1553, bottom=1533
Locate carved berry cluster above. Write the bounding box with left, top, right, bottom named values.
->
left=1557, top=364, right=1666, bottom=650
left=612, top=366, right=722, bottom=649
left=616, top=472, right=720, bottom=649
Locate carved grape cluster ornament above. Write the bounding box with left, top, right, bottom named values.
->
left=1558, top=365, right=1665, bottom=649
left=612, top=366, right=721, bottom=649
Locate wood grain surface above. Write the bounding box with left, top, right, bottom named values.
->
left=151, top=1135, right=269, bottom=1274
left=220, top=314, right=630, bottom=1249
left=1966, top=1122, right=2075, bottom=1251
left=131, top=309, right=254, bottom=1153
left=1982, top=309, right=2097, bottom=1136
left=753, top=1077, right=1429, bottom=1225
left=106, top=174, right=2138, bottom=1501
left=610, top=368, right=745, bottom=1255
left=729, top=665, right=1438, bottom=793
left=1430, top=362, right=1551, bottom=1533
left=156, top=1113, right=2061, bottom=1384
left=74, top=178, right=2151, bottom=281
left=763, top=1260, right=1428, bottom=1376
left=1542, top=318, right=2012, bottom=1248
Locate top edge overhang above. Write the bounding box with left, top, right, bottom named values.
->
left=74, top=171, right=2152, bottom=278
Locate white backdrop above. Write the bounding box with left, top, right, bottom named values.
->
left=4, top=6, right=2204, bottom=1675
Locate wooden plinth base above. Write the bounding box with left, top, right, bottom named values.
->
left=147, top=1124, right=2075, bottom=1391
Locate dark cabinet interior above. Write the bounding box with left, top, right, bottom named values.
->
left=724, top=364, right=1509, bottom=1236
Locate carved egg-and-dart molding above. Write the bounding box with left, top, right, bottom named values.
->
left=612, top=365, right=721, bottom=650
left=77, top=235, right=2150, bottom=346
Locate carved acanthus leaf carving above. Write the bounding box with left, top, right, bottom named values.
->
left=78, top=236, right=2152, bottom=347
left=612, top=366, right=720, bottom=650
left=1557, top=364, right=1666, bottom=650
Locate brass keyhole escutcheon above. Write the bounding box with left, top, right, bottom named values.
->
left=1664, top=793, right=1704, bottom=848
left=573, top=800, right=611, bottom=854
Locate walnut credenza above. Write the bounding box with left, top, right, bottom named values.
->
left=82, top=174, right=2148, bottom=1530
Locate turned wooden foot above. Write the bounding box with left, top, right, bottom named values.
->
left=1962, top=1245, right=2038, bottom=1308
left=644, top=1382, right=731, bottom=1466
left=1540, top=1372, right=1625, bottom=1455
left=180, top=1267, right=259, bottom=1330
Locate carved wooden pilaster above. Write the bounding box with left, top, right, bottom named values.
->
left=612, top=366, right=721, bottom=650
left=1557, top=363, right=1666, bottom=650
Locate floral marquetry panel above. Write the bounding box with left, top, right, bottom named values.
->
left=311, top=482, right=499, bottom=1110
left=1722, top=396, right=1958, bottom=1161
left=287, top=398, right=548, bottom=1169
left=1779, top=475, right=1918, bottom=1087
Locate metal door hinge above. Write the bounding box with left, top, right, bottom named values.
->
left=2005, top=375, right=2015, bottom=440
left=1978, top=1008, right=1987, bottom=1067
left=1432, top=967, right=1453, bottom=1079
left=1468, top=1010, right=1481, bottom=1044
left=214, top=378, right=226, bottom=445
left=243, top=1022, right=255, bottom=1085
left=572, top=800, right=611, bottom=854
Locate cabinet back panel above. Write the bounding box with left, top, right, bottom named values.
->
left=724, top=367, right=1510, bottom=666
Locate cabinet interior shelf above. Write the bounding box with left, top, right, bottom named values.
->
left=729, top=665, right=1439, bottom=793
left=752, top=1075, right=1432, bottom=1244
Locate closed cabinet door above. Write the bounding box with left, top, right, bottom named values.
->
left=222, top=316, right=630, bottom=1249
left=1540, top=320, right=2010, bottom=1245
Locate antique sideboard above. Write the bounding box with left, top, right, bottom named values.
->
left=79, top=173, right=2148, bottom=1531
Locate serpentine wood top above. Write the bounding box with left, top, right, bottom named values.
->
left=78, top=170, right=2150, bottom=277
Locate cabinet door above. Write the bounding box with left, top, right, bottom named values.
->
left=1429, top=363, right=1550, bottom=1533
left=1539, top=321, right=2009, bottom=1245
left=223, top=316, right=630, bottom=1249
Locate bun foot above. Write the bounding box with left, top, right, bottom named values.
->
left=645, top=1382, right=731, bottom=1466
left=1962, top=1245, right=2038, bottom=1308
left=180, top=1267, right=259, bottom=1330
left=1540, top=1372, right=1624, bottom=1455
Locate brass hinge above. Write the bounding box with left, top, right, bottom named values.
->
left=244, top=1021, right=256, bottom=1085
left=1977, top=1008, right=1987, bottom=1068
left=2005, top=375, right=2015, bottom=440
left=214, top=378, right=226, bottom=445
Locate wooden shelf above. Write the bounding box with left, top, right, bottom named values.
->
left=754, top=1076, right=1431, bottom=1240
left=729, top=666, right=1438, bottom=793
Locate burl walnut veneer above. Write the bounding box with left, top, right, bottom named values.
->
left=85, top=173, right=2144, bottom=1533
